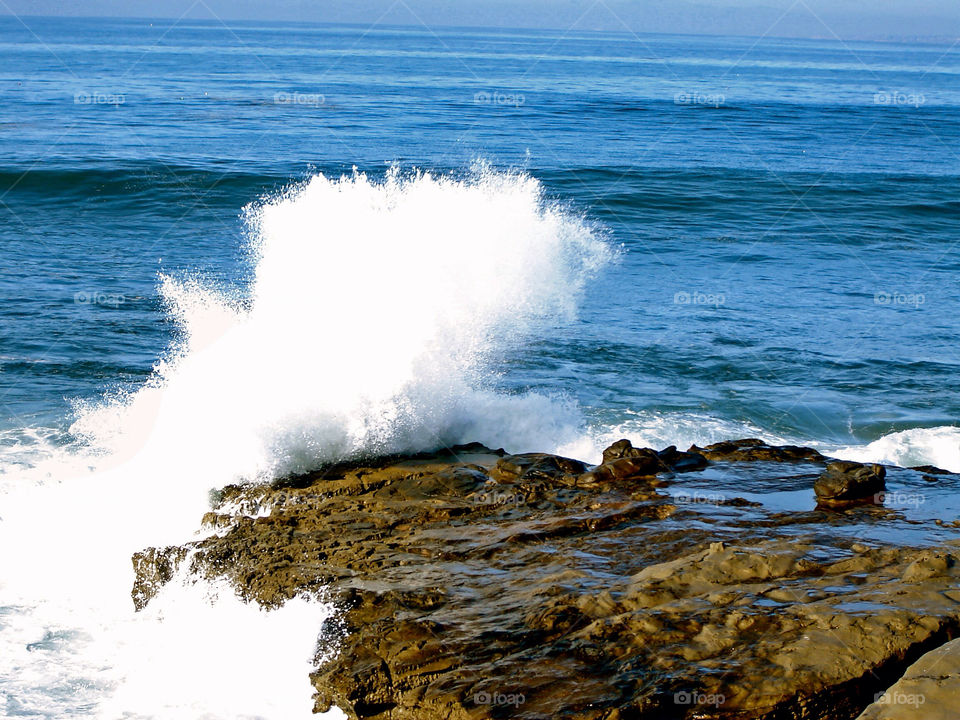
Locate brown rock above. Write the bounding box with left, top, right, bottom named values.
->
left=815, top=461, right=886, bottom=504
left=131, top=545, right=187, bottom=611
left=129, top=441, right=960, bottom=720
left=909, top=464, right=954, bottom=475
left=690, top=438, right=825, bottom=463
left=856, top=638, right=960, bottom=720
left=582, top=440, right=708, bottom=484
left=490, top=452, right=587, bottom=482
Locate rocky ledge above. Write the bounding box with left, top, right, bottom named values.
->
left=132, top=438, right=960, bottom=719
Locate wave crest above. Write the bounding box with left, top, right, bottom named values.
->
left=72, top=166, right=612, bottom=483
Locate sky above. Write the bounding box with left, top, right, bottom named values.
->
left=3, top=0, right=959, bottom=42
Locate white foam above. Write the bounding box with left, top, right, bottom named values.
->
left=0, top=569, right=341, bottom=720
left=557, top=410, right=787, bottom=465
left=0, top=166, right=610, bottom=718
left=832, top=425, right=960, bottom=472
left=561, top=414, right=960, bottom=475
left=72, top=165, right=610, bottom=484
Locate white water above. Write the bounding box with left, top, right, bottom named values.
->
left=0, top=167, right=611, bottom=718
left=563, top=410, right=960, bottom=472
left=72, top=165, right=611, bottom=482
left=832, top=425, right=960, bottom=472
left=2, top=166, right=958, bottom=718
left=557, top=410, right=790, bottom=464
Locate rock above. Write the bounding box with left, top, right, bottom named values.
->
left=657, top=444, right=710, bottom=472
left=855, top=638, right=960, bottom=720
left=581, top=440, right=708, bottom=484
left=909, top=464, right=954, bottom=475
left=580, top=453, right=662, bottom=483
left=602, top=438, right=644, bottom=463
left=722, top=497, right=763, bottom=507
left=689, top=438, right=825, bottom=463
left=449, top=441, right=506, bottom=457
left=490, top=452, right=587, bottom=483
left=815, top=461, right=886, bottom=504
left=910, top=464, right=956, bottom=482
left=130, top=441, right=960, bottom=720
left=131, top=545, right=187, bottom=611
left=902, top=551, right=954, bottom=582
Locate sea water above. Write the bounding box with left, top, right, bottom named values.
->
left=1, top=17, right=959, bottom=718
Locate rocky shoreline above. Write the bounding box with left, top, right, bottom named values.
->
left=132, top=439, right=960, bottom=719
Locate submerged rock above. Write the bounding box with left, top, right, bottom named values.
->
left=909, top=464, right=954, bottom=476
left=131, top=438, right=960, bottom=719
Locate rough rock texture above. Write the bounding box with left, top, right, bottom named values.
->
left=131, top=545, right=188, bottom=611
left=688, top=439, right=825, bottom=463
left=132, top=439, right=960, bottom=720
left=814, top=461, right=887, bottom=504
left=855, top=638, right=960, bottom=720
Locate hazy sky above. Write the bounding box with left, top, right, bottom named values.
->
left=4, top=0, right=960, bottom=41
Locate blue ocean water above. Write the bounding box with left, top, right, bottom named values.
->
left=2, top=18, right=958, bottom=465
left=0, top=16, right=959, bottom=720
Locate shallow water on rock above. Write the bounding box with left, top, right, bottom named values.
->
left=663, top=461, right=960, bottom=548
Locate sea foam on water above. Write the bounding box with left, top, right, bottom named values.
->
left=0, top=166, right=611, bottom=718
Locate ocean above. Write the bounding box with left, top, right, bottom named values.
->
left=0, top=16, right=958, bottom=718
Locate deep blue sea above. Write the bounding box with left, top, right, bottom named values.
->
left=0, top=16, right=959, bottom=718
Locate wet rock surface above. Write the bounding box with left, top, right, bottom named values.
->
left=688, top=439, right=825, bottom=464
left=814, top=461, right=887, bottom=505
left=132, top=439, right=960, bottom=719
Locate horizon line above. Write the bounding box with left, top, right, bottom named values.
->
left=2, top=13, right=958, bottom=47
